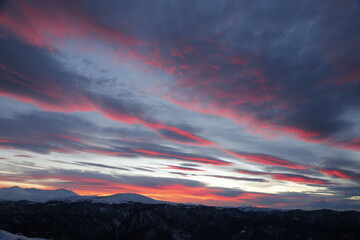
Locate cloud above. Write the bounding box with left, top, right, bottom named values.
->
left=0, top=0, right=140, bottom=49
left=166, top=165, right=204, bottom=172
left=205, top=174, right=267, bottom=182
left=318, top=168, right=360, bottom=182
left=0, top=111, right=232, bottom=170
left=75, top=161, right=130, bottom=171
left=224, top=150, right=309, bottom=169
left=158, top=0, right=359, bottom=147
left=0, top=111, right=94, bottom=154
left=1, top=0, right=359, bottom=149
left=270, top=173, right=330, bottom=185
left=56, top=0, right=359, bottom=149
left=14, top=154, right=33, bottom=158
left=0, top=111, right=227, bottom=168
left=332, top=138, right=360, bottom=152
left=132, top=167, right=155, bottom=173
left=0, top=35, right=214, bottom=146
left=131, top=148, right=230, bottom=166
left=1, top=167, right=358, bottom=209
left=237, top=169, right=330, bottom=185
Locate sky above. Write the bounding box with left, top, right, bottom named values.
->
left=0, top=0, right=359, bottom=210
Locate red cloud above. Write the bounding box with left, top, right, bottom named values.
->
left=319, top=169, right=353, bottom=180
left=224, top=150, right=309, bottom=169
left=0, top=139, right=15, bottom=143
left=132, top=149, right=230, bottom=166
left=333, top=139, right=360, bottom=152
left=0, top=0, right=140, bottom=49
left=2, top=2, right=215, bottom=145
left=1, top=1, right=321, bottom=148
left=14, top=155, right=33, bottom=158
left=1, top=1, right=357, bottom=154
left=144, top=122, right=215, bottom=146
left=57, top=135, right=83, bottom=143
left=0, top=65, right=211, bottom=146
left=270, top=174, right=329, bottom=185
left=333, top=69, right=360, bottom=85
left=164, top=93, right=323, bottom=145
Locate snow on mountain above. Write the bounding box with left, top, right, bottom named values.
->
left=92, top=193, right=165, bottom=204
left=0, top=229, right=48, bottom=240
left=0, top=186, right=78, bottom=202
left=0, top=187, right=276, bottom=209
left=0, top=187, right=169, bottom=205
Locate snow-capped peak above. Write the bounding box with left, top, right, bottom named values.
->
left=0, top=186, right=78, bottom=202
left=92, top=193, right=163, bottom=204
left=0, top=187, right=169, bottom=205
left=0, top=229, right=48, bottom=240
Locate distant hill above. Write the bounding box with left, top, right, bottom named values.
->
left=0, top=186, right=78, bottom=202
left=0, top=186, right=168, bottom=204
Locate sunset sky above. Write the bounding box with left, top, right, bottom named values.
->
left=0, top=0, right=359, bottom=210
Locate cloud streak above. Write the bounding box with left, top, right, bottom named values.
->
left=224, top=150, right=309, bottom=169
left=237, top=169, right=330, bottom=185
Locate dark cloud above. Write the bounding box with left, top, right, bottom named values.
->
left=0, top=168, right=206, bottom=189
left=67, top=0, right=360, bottom=145
left=205, top=174, right=267, bottom=183
left=180, top=163, right=201, bottom=167
left=168, top=172, right=189, bottom=176
left=320, top=157, right=360, bottom=171
left=328, top=186, right=360, bottom=198
left=130, top=148, right=230, bottom=166
left=1, top=0, right=358, bottom=147
left=0, top=36, right=212, bottom=146
left=237, top=169, right=331, bottom=185
left=158, top=129, right=201, bottom=144
left=0, top=111, right=93, bottom=154
left=76, top=161, right=130, bottom=171
left=0, top=111, right=229, bottom=168
left=318, top=168, right=360, bottom=182
left=212, top=188, right=244, bottom=198
left=166, top=165, right=204, bottom=172
left=14, top=155, right=33, bottom=158
left=132, top=167, right=155, bottom=172
left=224, top=150, right=308, bottom=169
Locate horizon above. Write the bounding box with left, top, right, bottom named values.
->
left=3, top=185, right=360, bottom=211
left=0, top=0, right=359, bottom=210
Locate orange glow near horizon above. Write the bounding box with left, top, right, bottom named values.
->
left=0, top=175, right=270, bottom=206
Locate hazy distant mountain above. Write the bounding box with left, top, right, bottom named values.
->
left=92, top=193, right=166, bottom=204
left=0, top=187, right=359, bottom=240
left=0, top=186, right=168, bottom=205
left=0, top=186, right=78, bottom=202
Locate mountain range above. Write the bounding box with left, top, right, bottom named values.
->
left=0, top=186, right=167, bottom=204
left=0, top=187, right=359, bottom=240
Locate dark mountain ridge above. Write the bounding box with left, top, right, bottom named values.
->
left=0, top=200, right=359, bottom=240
